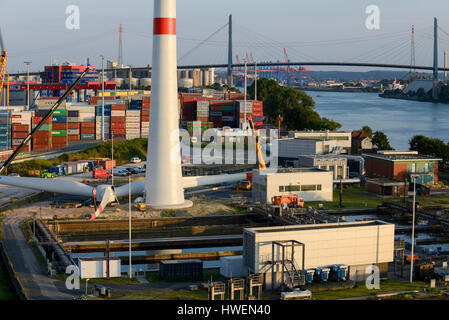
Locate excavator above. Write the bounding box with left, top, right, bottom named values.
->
left=236, top=118, right=266, bottom=193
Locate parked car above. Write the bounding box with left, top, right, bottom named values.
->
left=130, top=157, right=141, bottom=163
left=113, top=168, right=130, bottom=176
left=131, top=166, right=145, bottom=174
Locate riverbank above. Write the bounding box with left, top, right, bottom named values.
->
left=299, top=86, right=379, bottom=93
left=379, top=93, right=449, bottom=104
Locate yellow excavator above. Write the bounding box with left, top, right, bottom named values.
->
left=236, top=118, right=266, bottom=193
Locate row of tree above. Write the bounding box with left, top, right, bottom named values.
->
left=248, top=78, right=341, bottom=131
left=409, top=135, right=449, bottom=167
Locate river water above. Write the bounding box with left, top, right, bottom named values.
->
left=305, top=91, right=449, bottom=150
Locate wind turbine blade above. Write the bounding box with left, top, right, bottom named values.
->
left=90, top=186, right=115, bottom=221
left=0, top=27, right=5, bottom=52
left=0, top=176, right=94, bottom=197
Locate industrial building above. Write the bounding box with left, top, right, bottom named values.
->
left=243, top=220, right=395, bottom=290
left=278, top=138, right=342, bottom=166
left=297, top=155, right=349, bottom=179
left=288, top=131, right=351, bottom=153
left=251, top=168, right=333, bottom=203
left=365, top=150, right=441, bottom=196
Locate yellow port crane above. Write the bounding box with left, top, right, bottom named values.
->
left=0, top=27, right=8, bottom=105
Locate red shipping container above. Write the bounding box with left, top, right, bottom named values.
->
left=111, top=123, right=125, bottom=129
left=12, top=132, right=28, bottom=139
left=142, top=110, right=150, bottom=116
left=68, top=122, right=79, bottom=129
left=12, top=124, right=30, bottom=132
left=110, top=116, right=125, bottom=123
left=81, top=122, right=95, bottom=128
left=111, top=129, right=125, bottom=135
left=34, top=131, right=51, bottom=138
left=81, top=128, right=95, bottom=134
left=68, top=135, right=80, bottom=141
left=33, top=117, right=52, bottom=124
left=14, top=146, right=30, bottom=152
left=141, top=116, right=150, bottom=122
left=52, top=123, right=68, bottom=130
left=111, top=104, right=126, bottom=111
left=196, top=117, right=209, bottom=122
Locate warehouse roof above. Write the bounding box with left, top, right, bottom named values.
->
left=364, top=152, right=441, bottom=162
left=245, top=220, right=391, bottom=234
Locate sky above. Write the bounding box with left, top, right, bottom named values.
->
left=1, top=0, right=449, bottom=73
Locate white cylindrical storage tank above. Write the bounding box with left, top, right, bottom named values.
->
left=139, top=78, right=152, bottom=87
left=178, top=78, right=193, bottom=88
left=145, top=0, right=192, bottom=209
left=112, top=78, right=124, bottom=87
left=126, top=77, right=139, bottom=87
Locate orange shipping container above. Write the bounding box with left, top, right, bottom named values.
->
left=12, top=132, right=28, bottom=139
left=81, top=128, right=95, bottom=134
left=68, top=122, right=80, bottom=129
left=81, top=122, right=95, bottom=128
left=52, top=123, right=68, bottom=130
left=110, top=116, right=125, bottom=123
left=32, top=117, right=52, bottom=125
left=68, top=135, right=80, bottom=141
left=12, top=124, right=30, bottom=132
left=111, top=104, right=126, bottom=111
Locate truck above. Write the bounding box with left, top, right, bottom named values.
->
left=92, top=169, right=112, bottom=179
left=271, top=195, right=304, bottom=208
left=236, top=173, right=253, bottom=193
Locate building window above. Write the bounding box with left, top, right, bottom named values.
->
left=317, top=184, right=322, bottom=191
left=301, top=185, right=316, bottom=191
left=279, top=186, right=284, bottom=192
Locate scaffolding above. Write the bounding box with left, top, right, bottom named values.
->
left=208, top=282, right=226, bottom=300
left=271, top=240, right=305, bottom=291
left=247, top=274, right=263, bottom=300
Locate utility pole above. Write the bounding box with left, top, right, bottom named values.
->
left=410, top=174, right=419, bottom=283
left=410, top=25, right=416, bottom=81
left=101, top=55, right=105, bottom=141
left=255, top=62, right=258, bottom=101
left=433, top=17, right=439, bottom=100
left=111, top=131, right=114, bottom=187
left=24, top=62, right=31, bottom=110
left=129, top=174, right=132, bottom=278
left=243, top=60, right=247, bottom=130
left=339, top=177, right=343, bottom=209
left=227, top=14, right=233, bottom=87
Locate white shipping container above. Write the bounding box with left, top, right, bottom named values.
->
left=111, top=110, right=126, bottom=117
left=78, top=258, right=121, bottom=279
left=126, top=110, right=141, bottom=116
left=67, top=129, right=79, bottom=135
left=219, top=256, right=248, bottom=278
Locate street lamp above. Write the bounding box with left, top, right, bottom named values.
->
left=100, top=55, right=105, bottom=142
left=24, top=62, right=31, bottom=110
left=128, top=174, right=132, bottom=278
left=409, top=173, right=420, bottom=283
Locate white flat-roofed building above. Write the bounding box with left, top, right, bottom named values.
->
left=243, top=220, right=395, bottom=289
left=279, top=138, right=339, bottom=160
left=252, top=168, right=333, bottom=203
left=288, top=131, right=351, bottom=152
left=298, top=155, right=349, bottom=179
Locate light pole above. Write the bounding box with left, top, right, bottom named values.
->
left=255, top=62, right=257, bottom=101
left=111, top=130, right=114, bottom=187
left=409, top=173, right=420, bottom=283
left=24, top=62, right=31, bottom=110
left=128, top=174, right=132, bottom=278
left=100, top=55, right=105, bottom=141
left=85, top=278, right=90, bottom=296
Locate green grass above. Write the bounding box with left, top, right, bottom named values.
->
left=88, top=288, right=210, bottom=300
left=311, top=280, right=429, bottom=300
left=307, top=186, right=384, bottom=210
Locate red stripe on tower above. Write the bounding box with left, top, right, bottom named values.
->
left=153, top=18, right=176, bottom=35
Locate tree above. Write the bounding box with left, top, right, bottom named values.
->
left=410, top=135, right=449, bottom=167
left=360, top=125, right=373, bottom=137
left=372, top=131, right=393, bottom=150
left=247, top=78, right=341, bottom=131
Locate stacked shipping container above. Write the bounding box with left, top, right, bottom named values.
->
left=140, top=96, right=150, bottom=138
left=11, top=111, right=32, bottom=153
left=0, top=110, right=11, bottom=151
left=110, top=104, right=126, bottom=139
left=67, top=110, right=80, bottom=141
left=32, top=110, right=52, bottom=152
left=52, top=109, right=68, bottom=149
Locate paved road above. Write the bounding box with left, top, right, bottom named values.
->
left=1, top=209, right=78, bottom=300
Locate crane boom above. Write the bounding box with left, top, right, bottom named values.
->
left=247, top=117, right=266, bottom=169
